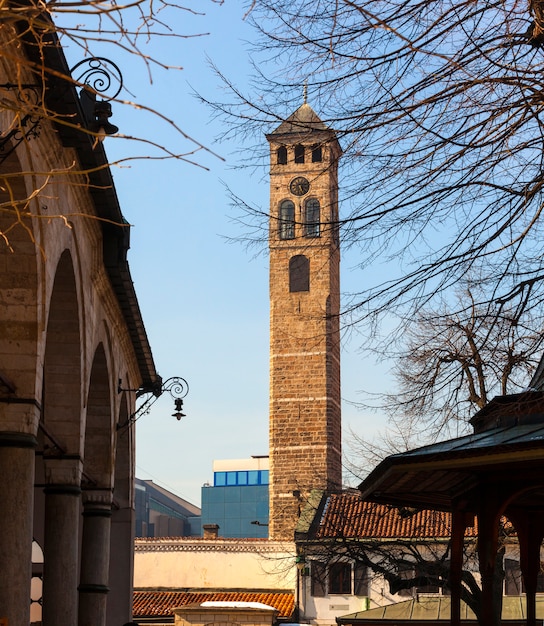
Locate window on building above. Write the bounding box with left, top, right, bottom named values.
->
left=312, top=144, right=323, bottom=162
left=277, top=146, right=287, bottom=165
left=279, top=200, right=295, bottom=240
left=396, top=564, right=417, bottom=597
left=226, top=472, right=237, bottom=486
left=415, top=562, right=445, bottom=595
left=310, top=560, right=369, bottom=597
left=505, top=559, right=523, bottom=595
left=289, top=255, right=310, bottom=292
left=214, top=472, right=227, bottom=486
left=213, top=469, right=269, bottom=486
left=329, top=562, right=352, bottom=595
left=396, top=562, right=449, bottom=597
left=304, top=198, right=320, bottom=237
left=354, top=563, right=370, bottom=596
left=504, top=558, right=544, bottom=594
left=295, top=144, right=305, bottom=163
left=311, top=561, right=327, bottom=597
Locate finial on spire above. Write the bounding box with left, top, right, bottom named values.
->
left=303, top=81, right=308, bottom=104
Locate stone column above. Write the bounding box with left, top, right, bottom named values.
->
left=106, top=505, right=135, bottom=626
left=78, top=489, right=113, bottom=626
left=0, top=431, right=37, bottom=625
left=42, top=458, right=82, bottom=626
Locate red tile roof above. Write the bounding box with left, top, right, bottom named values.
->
left=316, top=492, right=478, bottom=539
left=133, top=591, right=295, bottom=619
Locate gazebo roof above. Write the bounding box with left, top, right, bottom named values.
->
left=358, top=392, right=544, bottom=512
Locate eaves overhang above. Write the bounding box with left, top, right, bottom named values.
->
left=23, top=24, right=159, bottom=391
left=358, top=422, right=544, bottom=511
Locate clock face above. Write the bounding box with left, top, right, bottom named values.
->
left=290, top=176, right=310, bottom=196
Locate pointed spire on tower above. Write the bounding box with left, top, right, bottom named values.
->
left=303, top=80, right=308, bottom=105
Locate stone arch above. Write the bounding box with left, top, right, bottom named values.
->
left=42, top=249, right=82, bottom=454
left=0, top=149, right=40, bottom=401
left=113, top=390, right=132, bottom=505
left=83, top=343, right=113, bottom=487
left=41, top=249, right=83, bottom=626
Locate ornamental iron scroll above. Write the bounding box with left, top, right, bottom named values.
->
left=70, top=57, right=124, bottom=137
left=70, top=57, right=123, bottom=102
left=117, top=376, right=190, bottom=430
left=0, top=83, right=43, bottom=165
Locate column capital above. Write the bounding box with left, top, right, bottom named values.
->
left=44, top=457, right=82, bottom=488
left=0, top=400, right=41, bottom=436
left=82, top=488, right=114, bottom=513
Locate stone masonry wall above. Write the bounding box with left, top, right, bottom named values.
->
left=268, top=133, right=342, bottom=540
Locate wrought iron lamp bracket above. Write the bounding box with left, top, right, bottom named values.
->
left=117, top=376, right=189, bottom=430
left=0, top=82, right=43, bottom=165
left=0, top=56, right=123, bottom=164
left=71, top=57, right=123, bottom=136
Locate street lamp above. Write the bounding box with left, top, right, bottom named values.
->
left=71, top=57, right=123, bottom=140
left=117, top=376, right=189, bottom=430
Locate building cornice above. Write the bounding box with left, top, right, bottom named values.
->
left=135, top=538, right=295, bottom=554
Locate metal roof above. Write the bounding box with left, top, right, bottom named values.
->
left=336, top=596, right=544, bottom=623
left=359, top=395, right=544, bottom=511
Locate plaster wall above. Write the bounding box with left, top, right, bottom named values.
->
left=134, top=538, right=297, bottom=590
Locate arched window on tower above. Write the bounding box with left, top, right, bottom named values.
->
left=289, top=255, right=310, bottom=292
left=279, top=200, right=295, bottom=240
left=312, top=144, right=323, bottom=162
left=295, top=144, right=305, bottom=164
left=277, top=146, right=287, bottom=165
left=304, top=198, right=320, bottom=238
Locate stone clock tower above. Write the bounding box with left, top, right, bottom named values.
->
left=266, top=103, right=342, bottom=540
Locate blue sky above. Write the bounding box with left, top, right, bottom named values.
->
left=63, top=1, right=391, bottom=505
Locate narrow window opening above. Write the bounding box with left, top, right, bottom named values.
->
left=304, top=198, right=320, bottom=238
left=311, top=561, right=326, bottom=597
left=312, top=145, right=323, bottom=162
left=289, top=255, right=309, bottom=292
left=279, top=200, right=295, bottom=240
left=328, top=562, right=351, bottom=595
left=277, top=146, right=287, bottom=165
left=294, top=144, right=305, bottom=163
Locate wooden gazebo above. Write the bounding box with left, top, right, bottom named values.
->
left=359, top=391, right=544, bottom=626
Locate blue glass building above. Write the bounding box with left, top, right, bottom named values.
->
left=201, top=456, right=270, bottom=538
